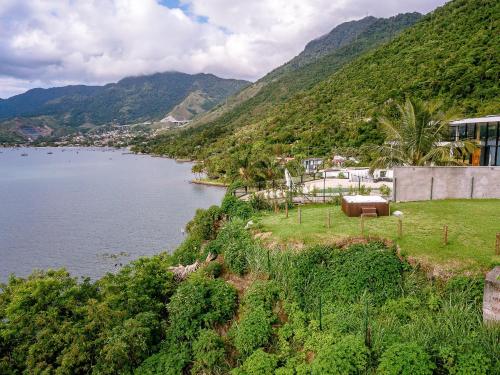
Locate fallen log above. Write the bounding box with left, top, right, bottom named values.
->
left=169, top=253, right=216, bottom=280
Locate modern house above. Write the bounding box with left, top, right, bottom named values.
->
left=449, top=115, right=500, bottom=166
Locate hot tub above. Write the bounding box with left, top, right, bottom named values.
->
left=341, top=195, right=389, bottom=217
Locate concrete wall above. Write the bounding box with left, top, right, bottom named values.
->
left=393, top=166, right=500, bottom=202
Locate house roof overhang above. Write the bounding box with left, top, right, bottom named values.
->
left=450, top=115, right=500, bottom=126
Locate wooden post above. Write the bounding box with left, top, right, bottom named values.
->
left=496, top=233, right=500, bottom=255
left=443, top=225, right=448, bottom=245
left=298, top=207, right=302, bottom=224
left=397, top=218, right=403, bottom=238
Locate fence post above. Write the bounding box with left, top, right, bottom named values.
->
left=298, top=207, right=302, bottom=224
left=323, top=175, right=326, bottom=203
left=430, top=177, right=434, bottom=200
left=470, top=177, right=475, bottom=199
left=496, top=233, right=500, bottom=255
left=285, top=203, right=289, bottom=218
left=443, top=225, right=448, bottom=245
left=393, top=177, right=397, bottom=202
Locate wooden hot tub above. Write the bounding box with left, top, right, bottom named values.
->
left=341, top=195, right=389, bottom=217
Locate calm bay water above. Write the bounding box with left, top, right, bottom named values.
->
left=0, top=147, right=225, bottom=282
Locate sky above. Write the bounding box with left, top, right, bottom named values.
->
left=0, top=0, right=448, bottom=98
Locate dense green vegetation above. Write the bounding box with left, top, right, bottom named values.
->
left=0, top=72, right=248, bottom=140
left=136, top=0, right=499, bottom=182
left=1, top=189, right=499, bottom=374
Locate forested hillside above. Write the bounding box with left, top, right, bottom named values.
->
left=174, top=13, right=421, bottom=147
left=0, top=72, right=248, bottom=140
left=138, top=0, right=499, bottom=181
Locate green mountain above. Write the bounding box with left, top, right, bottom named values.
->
left=0, top=72, right=248, bottom=141
left=138, top=0, right=498, bottom=180
left=185, top=13, right=421, bottom=134
left=138, top=12, right=423, bottom=160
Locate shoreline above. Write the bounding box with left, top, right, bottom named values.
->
left=190, top=179, right=228, bottom=187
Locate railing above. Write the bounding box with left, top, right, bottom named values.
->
left=233, top=173, right=394, bottom=202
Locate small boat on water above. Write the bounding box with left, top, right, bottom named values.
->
left=47, top=151, right=53, bottom=154
left=21, top=153, right=28, bottom=157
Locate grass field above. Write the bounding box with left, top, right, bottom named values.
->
left=256, top=199, right=500, bottom=275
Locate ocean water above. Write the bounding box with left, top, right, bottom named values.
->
left=0, top=147, right=225, bottom=282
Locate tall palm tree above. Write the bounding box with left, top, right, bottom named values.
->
left=369, top=98, right=475, bottom=169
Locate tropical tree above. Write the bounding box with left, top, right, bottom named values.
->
left=369, top=98, right=475, bottom=169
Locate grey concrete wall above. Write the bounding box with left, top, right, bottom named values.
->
left=393, top=167, right=500, bottom=202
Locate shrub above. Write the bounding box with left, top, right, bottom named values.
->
left=242, top=280, right=280, bottom=311
left=192, top=329, right=227, bottom=375
left=186, top=205, right=223, bottom=241
left=311, top=335, right=368, bottom=375
left=379, top=184, right=392, bottom=196
left=171, top=236, right=203, bottom=265
left=441, top=350, right=492, bottom=375
left=134, top=341, right=191, bottom=375
left=213, top=220, right=254, bottom=275
left=276, top=243, right=403, bottom=311
left=248, top=193, right=272, bottom=211
left=167, top=276, right=237, bottom=341
left=232, top=349, right=278, bottom=375
left=221, top=194, right=253, bottom=219
left=204, top=262, right=223, bottom=278
left=231, top=306, right=275, bottom=357
left=377, top=342, right=435, bottom=375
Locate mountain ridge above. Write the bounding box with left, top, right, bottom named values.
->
left=0, top=71, right=249, bottom=141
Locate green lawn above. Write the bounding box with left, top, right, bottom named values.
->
left=256, top=199, right=500, bottom=275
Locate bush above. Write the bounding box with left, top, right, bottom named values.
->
left=213, top=220, right=254, bottom=275
left=192, top=329, right=227, bottom=375
left=248, top=193, right=272, bottom=211
left=232, top=349, right=278, bottom=375
left=221, top=194, right=253, bottom=219
left=377, top=342, right=435, bottom=375
left=311, top=335, right=368, bottom=375
left=204, top=262, right=223, bottom=278
left=186, top=205, right=223, bottom=241
left=275, top=243, right=403, bottom=311
left=242, top=280, right=280, bottom=311
left=171, top=236, right=203, bottom=265
left=451, top=352, right=491, bottom=375
left=167, top=276, right=237, bottom=341
left=380, top=184, right=392, bottom=196
left=441, top=350, right=491, bottom=375
left=134, top=341, right=191, bottom=375
left=231, top=306, right=275, bottom=357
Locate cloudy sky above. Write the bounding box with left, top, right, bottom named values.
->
left=0, top=0, right=447, bottom=98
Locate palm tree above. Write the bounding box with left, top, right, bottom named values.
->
left=369, top=98, right=475, bottom=169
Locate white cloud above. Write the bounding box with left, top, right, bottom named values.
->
left=0, top=0, right=447, bottom=98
